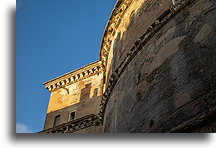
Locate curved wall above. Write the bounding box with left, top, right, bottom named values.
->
left=102, top=0, right=215, bottom=132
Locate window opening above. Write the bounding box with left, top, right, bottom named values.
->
left=69, top=111, right=76, bottom=121
left=53, top=115, right=60, bottom=127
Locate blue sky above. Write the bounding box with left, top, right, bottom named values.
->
left=16, top=0, right=116, bottom=133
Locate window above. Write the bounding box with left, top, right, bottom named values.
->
left=53, top=115, right=60, bottom=127
left=69, top=111, right=76, bottom=121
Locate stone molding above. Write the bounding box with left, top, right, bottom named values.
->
left=98, top=0, right=197, bottom=120
left=146, top=96, right=215, bottom=132
left=43, top=61, right=102, bottom=92
left=39, top=114, right=100, bottom=133
left=99, top=0, right=194, bottom=69
left=167, top=109, right=215, bottom=132
left=100, top=0, right=133, bottom=69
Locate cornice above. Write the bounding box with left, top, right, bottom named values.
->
left=39, top=114, right=100, bottom=133
left=98, top=0, right=197, bottom=121
left=99, top=0, right=133, bottom=69
left=43, top=61, right=102, bottom=92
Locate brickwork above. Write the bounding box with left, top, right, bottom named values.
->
left=102, top=0, right=215, bottom=133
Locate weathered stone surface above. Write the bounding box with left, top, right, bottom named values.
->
left=43, top=64, right=103, bottom=130
left=106, top=0, right=173, bottom=77
left=104, top=0, right=215, bottom=133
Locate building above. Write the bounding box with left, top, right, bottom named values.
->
left=41, top=61, right=103, bottom=133
left=40, top=0, right=215, bottom=133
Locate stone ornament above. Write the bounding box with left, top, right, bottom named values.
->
left=44, top=61, right=102, bottom=92
left=98, top=0, right=197, bottom=120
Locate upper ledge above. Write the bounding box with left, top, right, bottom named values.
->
left=99, top=0, right=132, bottom=68
left=39, top=114, right=100, bottom=133
left=43, top=61, right=102, bottom=92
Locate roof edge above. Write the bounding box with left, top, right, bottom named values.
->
left=43, top=60, right=102, bottom=92
left=99, top=0, right=133, bottom=67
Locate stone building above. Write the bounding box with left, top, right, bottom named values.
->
left=40, top=0, right=215, bottom=133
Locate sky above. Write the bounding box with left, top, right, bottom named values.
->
left=16, top=0, right=116, bottom=133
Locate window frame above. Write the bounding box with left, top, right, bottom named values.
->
left=53, top=115, right=60, bottom=127
left=68, top=110, right=76, bottom=121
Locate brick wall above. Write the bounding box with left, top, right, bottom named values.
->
left=103, top=0, right=215, bottom=133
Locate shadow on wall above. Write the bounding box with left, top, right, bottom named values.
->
left=80, top=83, right=92, bottom=103
left=93, top=88, right=98, bottom=98
left=80, top=83, right=99, bottom=103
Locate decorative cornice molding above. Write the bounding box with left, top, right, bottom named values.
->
left=43, top=61, right=102, bottom=92
left=98, top=0, right=197, bottom=121
left=99, top=0, right=133, bottom=69
left=39, top=114, right=100, bottom=133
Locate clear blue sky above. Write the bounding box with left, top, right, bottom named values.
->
left=16, top=0, right=116, bottom=133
